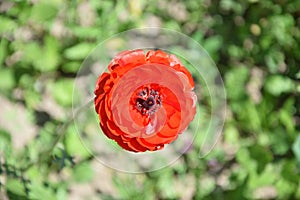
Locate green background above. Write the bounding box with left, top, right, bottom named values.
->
left=0, top=0, right=299, bottom=199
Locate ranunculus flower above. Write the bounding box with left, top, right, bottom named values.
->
left=94, top=49, right=197, bottom=152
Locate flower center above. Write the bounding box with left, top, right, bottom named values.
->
left=134, top=86, right=162, bottom=115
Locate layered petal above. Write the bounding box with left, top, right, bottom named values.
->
left=94, top=49, right=197, bottom=152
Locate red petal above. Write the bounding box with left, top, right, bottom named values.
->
left=147, top=50, right=170, bottom=65
left=140, top=133, right=177, bottom=146
left=173, top=64, right=194, bottom=88
left=136, top=137, right=158, bottom=151
left=106, top=120, right=121, bottom=136
left=127, top=138, right=148, bottom=152
left=114, top=136, right=136, bottom=152
left=108, top=49, right=146, bottom=73
left=94, top=49, right=197, bottom=152
left=94, top=93, right=104, bottom=114
left=104, top=96, right=112, bottom=120
left=99, top=99, right=107, bottom=126
left=94, top=73, right=110, bottom=95
left=167, top=111, right=181, bottom=129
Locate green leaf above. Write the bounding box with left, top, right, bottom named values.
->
left=231, top=100, right=261, bottom=132
left=225, top=66, right=249, bottom=100
left=24, top=90, right=41, bottom=109
left=56, top=187, right=68, bottom=200
left=296, top=71, right=300, bottom=79
left=296, top=182, right=300, bottom=199
left=64, top=43, right=95, bottom=60
left=223, top=127, right=238, bottom=146
left=265, top=51, right=285, bottom=73
left=0, top=68, right=15, bottom=91
left=20, top=37, right=61, bottom=72
left=249, top=145, right=273, bottom=173
left=279, top=109, right=295, bottom=133
left=64, top=124, right=91, bottom=159
left=33, top=36, right=61, bottom=72
left=157, top=169, right=178, bottom=199
left=22, top=42, right=42, bottom=67
left=0, top=129, right=12, bottom=157
left=69, top=26, right=101, bottom=39
left=73, top=162, right=94, bottom=183
left=198, top=175, right=216, bottom=198
left=5, top=178, right=27, bottom=197
left=275, top=179, right=296, bottom=199
left=281, top=160, right=299, bottom=183
left=270, top=128, right=290, bottom=156
left=29, top=181, right=56, bottom=200
left=236, top=147, right=257, bottom=174
left=264, top=75, right=295, bottom=96
left=248, top=164, right=278, bottom=190
left=51, top=147, right=74, bottom=171
left=292, top=135, right=300, bottom=165
left=0, top=39, right=8, bottom=66
left=0, top=16, right=18, bottom=36
left=61, top=62, right=81, bottom=73
left=269, top=14, right=295, bottom=47
left=243, top=100, right=261, bottom=131
left=228, top=45, right=244, bottom=58
left=51, top=78, right=74, bottom=107
left=203, top=35, right=223, bottom=57
left=26, top=166, right=42, bottom=182
left=19, top=74, right=34, bottom=89
left=224, top=176, right=248, bottom=200
left=30, top=2, right=58, bottom=22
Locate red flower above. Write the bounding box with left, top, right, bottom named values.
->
left=94, top=49, right=197, bottom=152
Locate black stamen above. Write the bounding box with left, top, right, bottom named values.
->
left=135, top=88, right=161, bottom=115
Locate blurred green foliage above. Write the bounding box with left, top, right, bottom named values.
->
left=0, top=0, right=299, bottom=199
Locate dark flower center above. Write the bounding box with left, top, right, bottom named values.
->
left=135, top=87, right=161, bottom=115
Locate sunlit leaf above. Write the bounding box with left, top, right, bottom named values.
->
left=0, top=69, right=15, bottom=91
left=64, top=124, right=91, bottom=159
left=64, top=43, right=95, bottom=60
left=292, top=135, right=300, bottom=164
left=31, top=2, right=58, bottom=22
left=50, top=78, right=74, bottom=107
left=73, top=162, right=94, bottom=183
left=264, top=75, right=295, bottom=96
